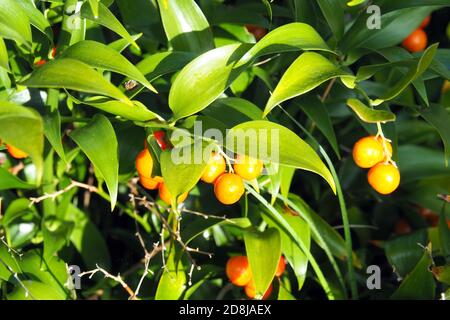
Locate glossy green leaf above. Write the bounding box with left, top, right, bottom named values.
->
left=16, top=0, right=52, bottom=41
left=317, top=0, right=344, bottom=40
left=244, top=228, right=281, bottom=299
left=346, top=98, right=396, bottom=123
left=204, top=97, right=263, bottom=128
left=42, top=217, right=73, bottom=262
left=156, top=0, right=214, bottom=53
left=0, top=0, right=32, bottom=47
left=372, top=44, right=438, bottom=105
left=226, top=120, right=336, bottom=193
left=88, top=0, right=100, bottom=18
left=169, top=43, right=249, bottom=121
left=0, top=101, right=44, bottom=183
left=68, top=94, right=163, bottom=122
left=236, top=23, right=332, bottom=67
left=0, top=37, right=10, bottom=72
left=155, top=250, right=186, bottom=300
left=378, top=0, right=450, bottom=12
left=160, top=144, right=211, bottom=207
left=81, top=2, right=139, bottom=49
left=0, top=244, right=21, bottom=281
left=265, top=52, right=350, bottom=116
left=69, top=114, right=119, bottom=210
left=21, top=59, right=132, bottom=105
left=7, top=280, right=66, bottom=300
left=263, top=209, right=310, bottom=290
left=136, top=51, right=195, bottom=81
left=61, top=41, right=156, bottom=93
left=0, top=167, right=34, bottom=190
left=43, top=111, right=66, bottom=163
left=391, top=244, right=435, bottom=300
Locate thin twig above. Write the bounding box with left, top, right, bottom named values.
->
left=29, top=180, right=98, bottom=206
left=320, top=77, right=337, bottom=103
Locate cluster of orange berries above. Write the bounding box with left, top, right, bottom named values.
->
left=136, top=131, right=263, bottom=206
left=0, top=142, right=28, bottom=159
left=402, top=16, right=430, bottom=53
left=352, top=136, right=400, bottom=195
left=203, top=153, right=263, bottom=205
left=226, top=255, right=286, bottom=300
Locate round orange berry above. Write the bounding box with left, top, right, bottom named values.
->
left=6, top=144, right=28, bottom=159
left=402, top=28, right=427, bottom=53
left=352, top=136, right=385, bottom=168
left=214, top=173, right=245, bottom=205
left=158, top=182, right=188, bottom=205
left=275, top=256, right=286, bottom=277
left=139, top=175, right=163, bottom=190
left=367, top=163, right=400, bottom=195
left=226, top=256, right=252, bottom=287
left=233, top=155, right=263, bottom=180
left=244, top=281, right=272, bottom=300
left=201, top=152, right=226, bottom=184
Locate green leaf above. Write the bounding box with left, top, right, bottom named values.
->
left=378, top=0, right=449, bottom=12
left=68, top=94, right=163, bottom=122
left=0, top=101, right=44, bottom=183
left=156, top=0, right=214, bottom=53
left=346, top=98, right=396, bottom=123
left=391, top=244, right=436, bottom=300
left=236, top=22, right=332, bottom=67
left=21, top=59, right=132, bottom=105
left=264, top=52, right=349, bottom=116
left=69, top=114, right=119, bottom=210
left=42, top=217, right=73, bottom=262
left=204, top=97, right=263, bottom=128
left=226, top=120, right=336, bottom=193
left=169, top=43, right=249, bottom=121
left=61, top=41, right=156, bottom=93
left=372, top=44, right=438, bottom=105
left=43, top=111, right=66, bottom=163
left=263, top=209, right=310, bottom=290
left=295, top=97, right=340, bottom=157
left=385, top=230, right=428, bottom=277
left=0, top=37, right=10, bottom=72
left=160, top=143, right=211, bottom=207
left=66, top=204, right=111, bottom=270
left=81, top=2, right=139, bottom=49
left=137, top=51, right=196, bottom=82
left=317, top=0, right=344, bottom=40
left=16, top=0, right=53, bottom=41
left=88, top=0, right=100, bottom=18
left=155, top=250, right=186, bottom=300
left=0, top=167, right=34, bottom=190
left=439, top=208, right=450, bottom=257
left=7, top=280, right=66, bottom=300
left=0, top=0, right=32, bottom=47
left=244, top=228, right=281, bottom=299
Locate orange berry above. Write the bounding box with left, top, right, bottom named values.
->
left=352, top=136, right=385, bottom=168
left=275, top=256, right=286, bottom=277
left=6, top=144, right=28, bottom=159
left=368, top=163, right=400, bottom=195
left=135, top=149, right=153, bottom=178
left=214, top=173, right=245, bottom=205
left=419, top=16, right=431, bottom=29
left=158, top=182, right=188, bottom=205
left=139, top=175, right=163, bottom=190
left=402, top=28, right=427, bottom=53
left=245, top=25, right=267, bottom=41
left=226, top=256, right=252, bottom=287
left=233, top=155, right=263, bottom=180
left=244, top=281, right=272, bottom=300
left=201, top=152, right=226, bottom=184
left=35, top=59, right=47, bottom=66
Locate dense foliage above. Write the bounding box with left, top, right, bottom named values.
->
left=0, top=0, right=449, bottom=300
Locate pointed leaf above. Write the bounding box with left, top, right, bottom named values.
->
left=69, top=114, right=118, bottom=210
left=43, top=111, right=66, bottom=163
left=346, top=98, right=396, bottom=123
left=61, top=40, right=156, bottom=93
left=0, top=37, right=10, bottom=72
left=16, top=0, right=53, bottom=41
left=21, top=59, right=132, bottom=105
left=0, top=0, right=32, bottom=47
left=265, top=52, right=350, bottom=116
left=155, top=250, right=186, bottom=300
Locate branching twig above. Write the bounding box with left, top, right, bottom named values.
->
left=29, top=180, right=98, bottom=206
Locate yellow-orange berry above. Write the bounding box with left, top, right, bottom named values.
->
left=139, top=175, right=163, bottom=190
left=275, top=256, right=286, bottom=277
left=158, top=182, right=188, bottom=205
left=201, top=152, right=226, bottom=184
left=244, top=281, right=272, bottom=300
left=233, top=155, right=263, bottom=180
left=6, top=144, right=28, bottom=159
left=135, top=149, right=153, bottom=178
left=402, top=28, right=427, bottom=53
left=368, top=163, right=400, bottom=195
left=214, top=173, right=245, bottom=205
left=352, top=136, right=385, bottom=168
